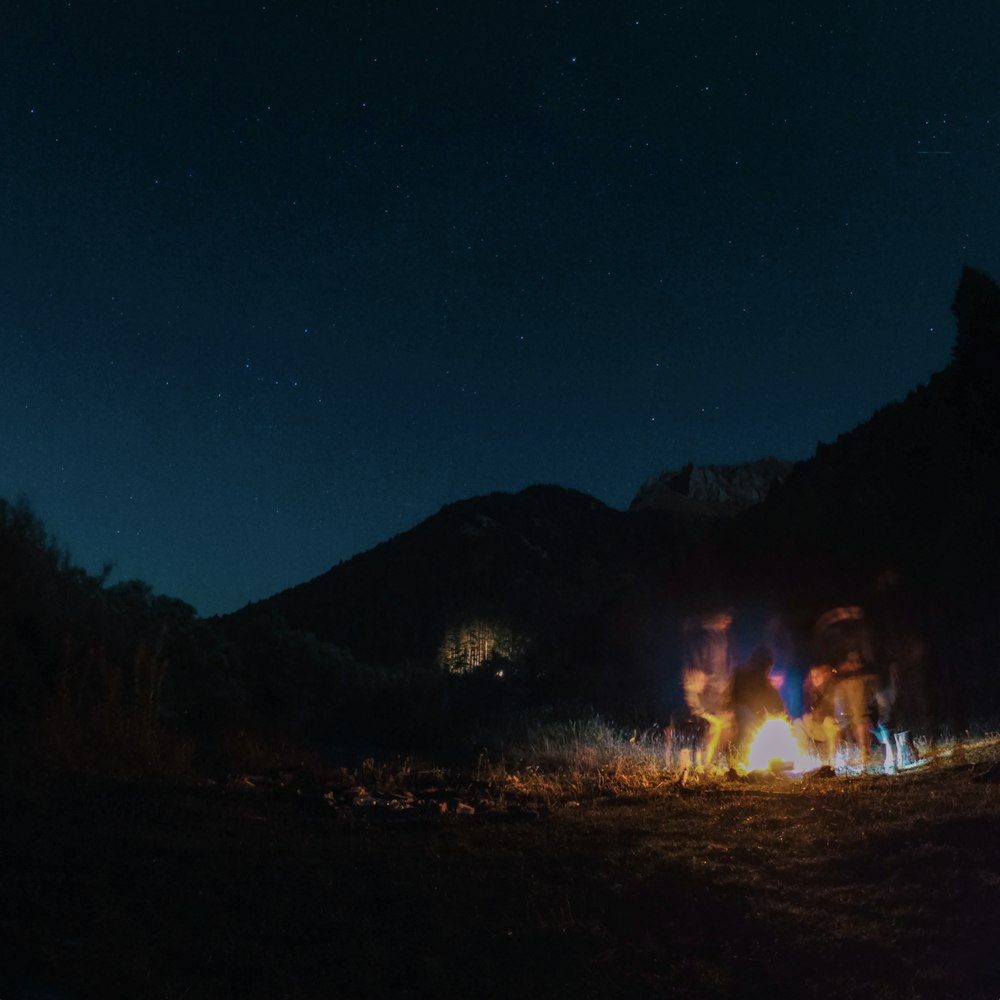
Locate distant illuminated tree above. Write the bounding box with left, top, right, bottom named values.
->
left=438, top=619, right=525, bottom=674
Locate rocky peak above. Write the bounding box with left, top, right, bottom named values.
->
left=629, top=457, right=795, bottom=515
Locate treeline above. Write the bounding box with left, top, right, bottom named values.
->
left=0, top=497, right=427, bottom=777
left=0, top=495, right=547, bottom=779
left=0, top=496, right=225, bottom=775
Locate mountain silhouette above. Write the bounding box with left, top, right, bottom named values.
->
left=225, top=484, right=724, bottom=716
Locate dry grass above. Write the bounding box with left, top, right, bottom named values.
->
left=478, top=717, right=669, bottom=802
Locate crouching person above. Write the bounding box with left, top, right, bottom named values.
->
left=795, top=663, right=839, bottom=766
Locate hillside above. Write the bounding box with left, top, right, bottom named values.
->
left=225, top=485, right=724, bottom=718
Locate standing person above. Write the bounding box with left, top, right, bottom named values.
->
left=731, top=644, right=786, bottom=757
left=834, top=649, right=876, bottom=766
left=679, top=610, right=736, bottom=771
left=813, top=606, right=872, bottom=667
left=814, top=607, right=876, bottom=766
left=868, top=567, right=927, bottom=765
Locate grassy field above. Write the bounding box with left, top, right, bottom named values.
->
left=2, top=734, right=999, bottom=1000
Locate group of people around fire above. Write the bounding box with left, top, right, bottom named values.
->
left=667, top=605, right=917, bottom=774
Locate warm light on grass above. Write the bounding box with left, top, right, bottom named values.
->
left=487, top=717, right=667, bottom=799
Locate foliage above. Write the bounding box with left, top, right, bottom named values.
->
left=0, top=497, right=227, bottom=776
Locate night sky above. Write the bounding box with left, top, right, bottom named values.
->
left=3, top=2, right=998, bottom=616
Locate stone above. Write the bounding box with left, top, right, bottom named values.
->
left=630, top=458, right=794, bottom=515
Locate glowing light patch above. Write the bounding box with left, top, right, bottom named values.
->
left=744, top=716, right=819, bottom=774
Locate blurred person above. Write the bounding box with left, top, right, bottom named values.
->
left=796, top=662, right=839, bottom=765
left=834, top=649, right=877, bottom=765
left=813, top=607, right=879, bottom=766
left=868, top=566, right=929, bottom=740
left=664, top=673, right=710, bottom=770
left=814, top=606, right=873, bottom=669
left=731, top=644, right=786, bottom=757
left=677, top=610, right=736, bottom=770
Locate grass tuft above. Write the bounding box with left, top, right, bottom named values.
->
left=475, top=716, right=668, bottom=801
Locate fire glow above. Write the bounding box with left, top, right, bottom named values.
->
left=743, top=716, right=820, bottom=774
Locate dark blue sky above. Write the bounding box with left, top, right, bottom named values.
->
left=2, top=2, right=997, bottom=615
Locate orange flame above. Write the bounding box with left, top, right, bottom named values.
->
left=743, top=716, right=820, bottom=774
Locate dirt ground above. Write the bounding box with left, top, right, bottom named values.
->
left=1, top=739, right=999, bottom=999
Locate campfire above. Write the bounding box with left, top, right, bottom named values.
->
left=741, top=715, right=927, bottom=776
left=742, top=716, right=820, bottom=775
